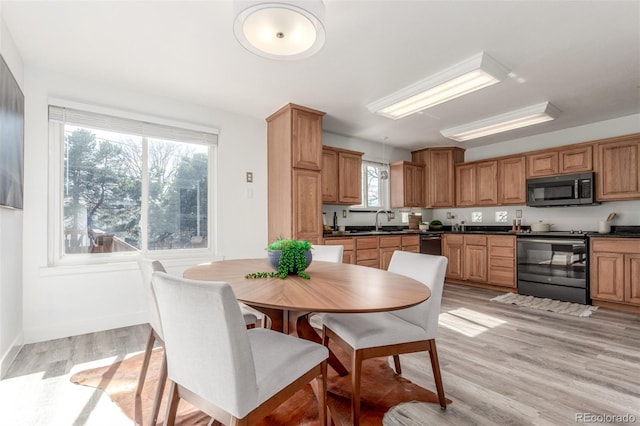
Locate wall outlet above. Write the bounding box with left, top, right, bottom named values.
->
left=342, top=209, right=347, bottom=218
left=516, top=209, right=522, bottom=218
left=246, top=172, right=253, bottom=183
left=446, top=212, right=453, bottom=219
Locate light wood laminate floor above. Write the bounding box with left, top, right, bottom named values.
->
left=1, top=283, right=639, bottom=425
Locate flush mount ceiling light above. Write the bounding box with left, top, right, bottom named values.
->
left=367, top=52, right=510, bottom=120
left=440, top=102, right=561, bottom=142
left=233, top=0, right=326, bottom=60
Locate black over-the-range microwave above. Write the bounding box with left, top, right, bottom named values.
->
left=526, top=172, right=598, bottom=207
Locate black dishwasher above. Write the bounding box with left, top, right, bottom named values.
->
left=420, top=234, right=442, bottom=255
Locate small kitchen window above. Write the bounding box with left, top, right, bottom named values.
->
left=352, top=160, right=389, bottom=210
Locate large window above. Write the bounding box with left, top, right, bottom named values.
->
left=49, top=105, right=217, bottom=263
left=356, top=161, right=389, bottom=209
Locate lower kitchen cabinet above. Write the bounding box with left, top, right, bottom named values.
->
left=379, top=236, right=401, bottom=270
left=322, top=237, right=355, bottom=264
left=488, top=235, right=516, bottom=288
left=464, top=235, right=487, bottom=283
left=443, top=233, right=516, bottom=289
left=355, top=236, right=379, bottom=267
left=590, top=238, right=640, bottom=309
left=323, top=234, right=422, bottom=269
left=401, top=235, right=420, bottom=253
left=442, top=234, right=464, bottom=280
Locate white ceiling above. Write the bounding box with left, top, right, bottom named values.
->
left=2, top=0, right=639, bottom=150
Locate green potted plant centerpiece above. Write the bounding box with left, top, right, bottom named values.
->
left=246, top=237, right=313, bottom=279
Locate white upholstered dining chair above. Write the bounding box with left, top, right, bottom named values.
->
left=311, top=244, right=344, bottom=263
left=321, top=251, right=448, bottom=426
left=151, top=272, right=329, bottom=426
left=136, top=260, right=259, bottom=425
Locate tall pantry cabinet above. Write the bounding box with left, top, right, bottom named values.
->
left=267, top=104, right=325, bottom=244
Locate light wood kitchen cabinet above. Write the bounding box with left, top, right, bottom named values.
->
left=559, top=145, right=592, bottom=174
left=379, top=235, right=402, bottom=270
left=322, top=237, right=355, bottom=264
left=292, top=169, right=323, bottom=244
left=488, top=235, right=516, bottom=288
left=321, top=146, right=363, bottom=205
left=527, top=151, right=558, bottom=177
left=527, top=145, right=593, bottom=178
left=356, top=236, right=379, bottom=268
left=321, top=148, right=339, bottom=202
left=401, top=235, right=419, bottom=253
left=590, top=238, right=640, bottom=308
left=442, top=234, right=464, bottom=280
left=390, top=161, right=425, bottom=208
left=267, top=103, right=325, bottom=243
left=291, top=107, right=323, bottom=170
left=455, top=164, right=475, bottom=207
left=464, top=235, right=487, bottom=283
left=443, top=233, right=515, bottom=288
left=411, top=147, right=465, bottom=208
left=595, top=135, right=640, bottom=201
left=455, top=160, right=497, bottom=206
left=498, top=156, right=527, bottom=205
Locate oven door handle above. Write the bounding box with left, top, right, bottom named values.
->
left=518, top=238, right=585, bottom=245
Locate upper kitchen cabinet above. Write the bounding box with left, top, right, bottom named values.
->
left=527, top=151, right=558, bottom=177
left=322, top=146, right=363, bottom=205
left=267, top=103, right=325, bottom=243
left=267, top=103, right=324, bottom=171
left=455, top=160, right=498, bottom=207
left=390, top=161, right=425, bottom=208
left=498, top=156, right=527, bottom=205
left=595, top=134, right=640, bottom=201
left=527, top=145, right=593, bottom=178
left=559, top=145, right=592, bottom=174
left=412, top=147, right=465, bottom=208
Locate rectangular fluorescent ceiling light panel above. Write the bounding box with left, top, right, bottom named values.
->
left=367, top=52, right=509, bottom=120
left=440, top=102, right=560, bottom=142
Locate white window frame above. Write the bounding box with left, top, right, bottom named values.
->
left=351, top=160, right=390, bottom=210
left=47, top=99, right=219, bottom=266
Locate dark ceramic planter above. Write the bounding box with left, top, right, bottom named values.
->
left=268, top=249, right=312, bottom=273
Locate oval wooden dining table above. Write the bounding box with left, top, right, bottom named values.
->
left=183, top=258, right=430, bottom=376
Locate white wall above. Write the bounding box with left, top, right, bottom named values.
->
left=0, top=8, right=25, bottom=377
left=432, top=115, right=640, bottom=230
left=21, top=68, right=268, bottom=343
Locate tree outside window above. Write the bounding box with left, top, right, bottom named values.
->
left=62, top=125, right=209, bottom=255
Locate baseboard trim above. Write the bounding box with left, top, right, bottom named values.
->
left=1, top=331, right=24, bottom=379
left=23, top=311, right=147, bottom=344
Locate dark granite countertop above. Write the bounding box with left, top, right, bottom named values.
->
left=323, top=225, right=519, bottom=238
left=587, top=226, right=640, bottom=238
left=322, top=225, right=640, bottom=238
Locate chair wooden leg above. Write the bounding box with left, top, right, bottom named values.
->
left=164, top=381, right=180, bottom=426
left=149, top=351, right=167, bottom=426
left=351, top=350, right=363, bottom=426
left=393, top=355, right=402, bottom=374
left=428, top=339, right=446, bottom=410
left=136, top=328, right=156, bottom=397
left=318, top=361, right=328, bottom=426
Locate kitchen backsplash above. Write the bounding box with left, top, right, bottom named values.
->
left=430, top=200, right=640, bottom=231
left=323, top=199, right=640, bottom=231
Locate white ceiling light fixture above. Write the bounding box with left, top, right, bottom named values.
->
left=233, top=0, right=326, bottom=60
left=440, top=102, right=561, bottom=142
left=367, top=52, right=510, bottom=120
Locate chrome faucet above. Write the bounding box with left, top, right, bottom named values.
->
left=375, top=209, right=392, bottom=231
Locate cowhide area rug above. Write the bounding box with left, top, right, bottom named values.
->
left=71, top=343, right=449, bottom=425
